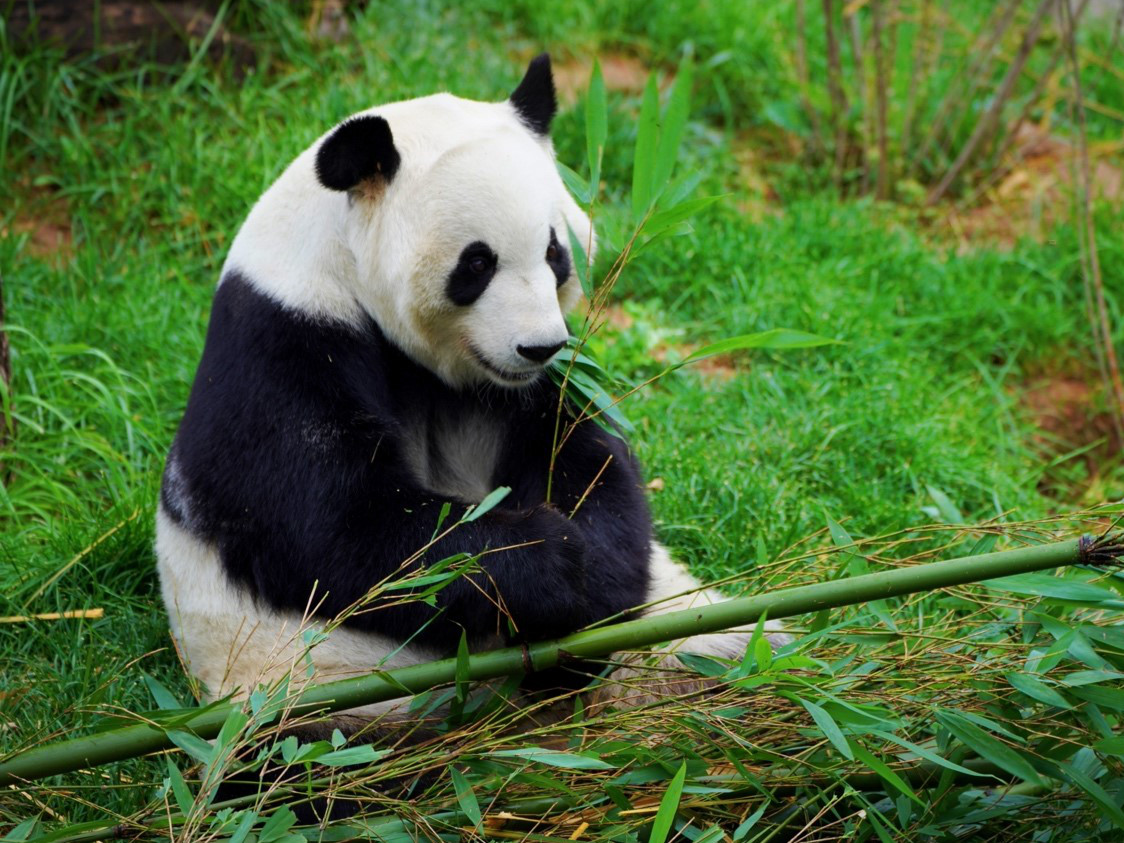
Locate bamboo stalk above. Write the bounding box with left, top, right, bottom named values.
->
left=1, top=533, right=1119, bottom=786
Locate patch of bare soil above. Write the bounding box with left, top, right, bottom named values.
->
left=596, top=303, right=739, bottom=382
left=1020, top=362, right=1121, bottom=487
left=942, top=123, right=1123, bottom=251
left=3, top=186, right=73, bottom=266
left=552, top=54, right=656, bottom=104
left=730, top=130, right=788, bottom=220
left=6, top=0, right=255, bottom=71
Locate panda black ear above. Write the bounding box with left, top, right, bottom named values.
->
left=315, top=115, right=401, bottom=192
left=509, top=53, right=557, bottom=136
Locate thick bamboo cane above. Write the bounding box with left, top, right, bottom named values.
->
left=1, top=534, right=1118, bottom=786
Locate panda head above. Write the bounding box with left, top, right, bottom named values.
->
left=312, top=54, right=592, bottom=389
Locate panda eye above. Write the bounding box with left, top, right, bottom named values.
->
left=546, top=244, right=559, bottom=262
left=468, top=256, right=490, bottom=274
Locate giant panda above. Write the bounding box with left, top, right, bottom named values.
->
left=156, top=55, right=786, bottom=737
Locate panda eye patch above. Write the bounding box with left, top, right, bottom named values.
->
left=545, top=228, right=571, bottom=288
left=447, top=241, right=498, bottom=306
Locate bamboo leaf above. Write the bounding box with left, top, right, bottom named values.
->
left=165, top=758, right=194, bottom=815
left=643, top=195, right=723, bottom=237
left=986, top=574, right=1118, bottom=604
left=1059, top=764, right=1124, bottom=829
left=167, top=728, right=215, bottom=765
left=1060, top=669, right=1124, bottom=686
left=490, top=748, right=615, bottom=770
left=143, top=674, right=185, bottom=711
left=849, top=739, right=922, bottom=804
left=1069, top=684, right=1124, bottom=712
left=798, top=696, right=854, bottom=760
left=649, top=763, right=687, bottom=843
left=651, top=56, right=694, bottom=201
left=925, top=485, right=962, bottom=524
left=1094, top=735, right=1124, bottom=757
left=318, top=745, right=389, bottom=767
left=586, top=60, right=607, bottom=196
left=461, top=486, right=511, bottom=522
left=566, top=224, right=593, bottom=298
left=1005, top=672, right=1071, bottom=708
left=950, top=709, right=1024, bottom=742
left=632, top=74, right=660, bottom=222
left=228, top=810, right=258, bottom=843
left=0, top=819, right=40, bottom=843
left=431, top=501, right=452, bottom=540
left=677, top=651, right=729, bottom=677
left=934, top=711, right=1043, bottom=785
left=258, top=807, right=297, bottom=843
left=868, top=730, right=992, bottom=778
left=214, top=708, right=249, bottom=757
left=450, top=767, right=482, bottom=829
left=557, top=161, right=591, bottom=206
left=732, top=805, right=767, bottom=840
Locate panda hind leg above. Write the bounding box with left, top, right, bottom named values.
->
left=590, top=544, right=791, bottom=712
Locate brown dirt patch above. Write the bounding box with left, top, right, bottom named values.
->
left=552, top=54, right=656, bottom=104
left=596, top=303, right=739, bottom=382
left=940, top=124, right=1124, bottom=251
left=4, top=186, right=73, bottom=266
left=730, top=130, right=788, bottom=220
left=1020, top=362, right=1121, bottom=486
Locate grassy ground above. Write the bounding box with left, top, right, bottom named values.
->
left=2, top=1, right=1124, bottom=839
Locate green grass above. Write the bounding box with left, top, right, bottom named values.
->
left=2, top=1, right=1124, bottom=839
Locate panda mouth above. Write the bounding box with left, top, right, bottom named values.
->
left=467, top=344, right=540, bottom=385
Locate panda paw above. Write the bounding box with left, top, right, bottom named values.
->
left=504, top=504, right=591, bottom=639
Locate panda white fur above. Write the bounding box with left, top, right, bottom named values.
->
left=156, top=55, right=785, bottom=730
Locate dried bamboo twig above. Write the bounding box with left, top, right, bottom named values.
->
left=0, top=609, right=104, bottom=624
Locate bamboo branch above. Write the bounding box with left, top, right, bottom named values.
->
left=1, top=533, right=1120, bottom=786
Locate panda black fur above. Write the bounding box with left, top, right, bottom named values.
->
left=156, top=55, right=785, bottom=727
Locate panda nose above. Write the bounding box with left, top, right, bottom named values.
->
left=517, top=340, right=566, bottom=363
